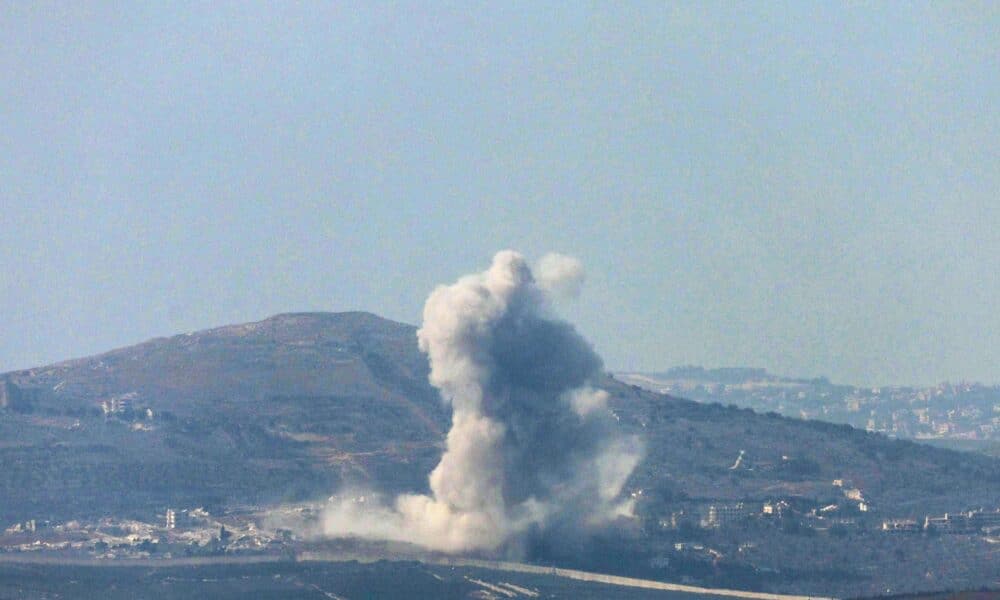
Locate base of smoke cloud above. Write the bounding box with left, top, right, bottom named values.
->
left=319, top=397, right=642, bottom=555
left=317, top=492, right=643, bottom=558
left=320, top=251, right=643, bottom=555
left=321, top=490, right=531, bottom=554
left=318, top=499, right=640, bottom=558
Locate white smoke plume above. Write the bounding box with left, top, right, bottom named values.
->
left=322, top=250, right=641, bottom=554
left=535, top=253, right=585, bottom=299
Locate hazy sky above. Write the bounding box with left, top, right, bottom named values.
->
left=2, top=3, right=997, bottom=386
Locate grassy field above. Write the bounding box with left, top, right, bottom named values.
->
left=0, top=559, right=769, bottom=600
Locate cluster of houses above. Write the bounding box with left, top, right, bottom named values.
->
left=881, top=508, right=1000, bottom=535
left=668, top=479, right=873, bottom=531
left=1, top=506, right=281, bottom=560
left=4, top=519, right=37, bottom=534
left=656, top=476, right=1000, bottom=541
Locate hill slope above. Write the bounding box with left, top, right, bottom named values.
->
left=2, top=312, right=997, bottom=523
left=1, top=312, right=998, bottom=596
left=0, top=312, right=450, bottom=523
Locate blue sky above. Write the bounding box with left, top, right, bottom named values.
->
left=2, top=3, right=997, bottom=385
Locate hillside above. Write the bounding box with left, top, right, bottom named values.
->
left=1, top=312, right=998, bottom=596
left=2, top=311, right=997, bottom=521
left=0, top=312, right=449, bottom=523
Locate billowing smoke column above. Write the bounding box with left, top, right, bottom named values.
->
left=323, top=251, right=641, bottom=553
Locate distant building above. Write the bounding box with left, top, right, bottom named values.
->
left=844, top=488, right=865, bottom=502
left=970, top=509, right=1000, bottom=531
left=925, top=509, right=1000, bottom=534
left=4, top=519, right=36, bottom=534
left=704, top=503, right=747, bottom=528
left=762, top=500, right=790, bottom=517
left=101, top=392, right=138, bottom=416
left=923, top=512, right=973, bottom=533
left=882, top=519, right=920, bottom=532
